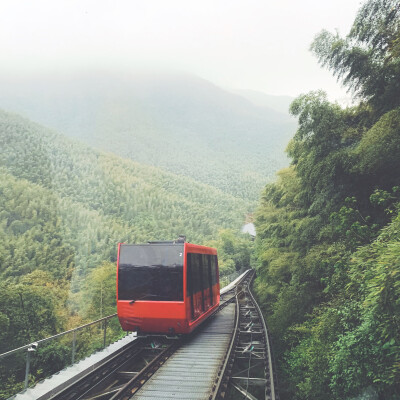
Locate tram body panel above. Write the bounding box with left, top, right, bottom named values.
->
left=117, top=240, right=219, bottom=335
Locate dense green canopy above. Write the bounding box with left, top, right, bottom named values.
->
left=255, top=1, right=400, bottom=398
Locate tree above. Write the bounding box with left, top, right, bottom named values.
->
left=311, top=0, right=400, bottom=116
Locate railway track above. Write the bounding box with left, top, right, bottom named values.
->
left=214, top=271, right=279, bottom=400
left=49, top=337, right=177, bottom=400
left=13, top=270, right=277, bottom=400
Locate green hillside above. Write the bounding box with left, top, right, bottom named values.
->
left=0, top=108, right=251, bottom=275
left=0, top=73, right=296, bottom=201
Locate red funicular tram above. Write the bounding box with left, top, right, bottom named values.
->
left=117, top=237, right=220, bottom=335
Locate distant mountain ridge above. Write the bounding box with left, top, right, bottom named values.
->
left=0, top=72, right=296, bottom=201
left=232, top=89, right=295, bottom=116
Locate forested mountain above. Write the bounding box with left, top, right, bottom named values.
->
left=0, top=108, right=252, bottom=339
left=0, top=107, right=253, bottom=275
left=0, top=73, right=296, bottom=201
left=254, top=1, right=400, bottom=399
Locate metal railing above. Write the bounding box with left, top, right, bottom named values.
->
left=219, top=268, right=247, bottom=288
left=0, top=313, right=119, bottom=391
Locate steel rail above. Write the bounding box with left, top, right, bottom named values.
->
left=212, top=270, right=277, bottom=400
left=247, top=274, right=277, bottom=400
left=210, top=275, right=242, bottom=400
left=49, top=337, right=147, bottom=400
left=109, top=341, right=179, bottom=400
left=211, top=271, right=254, bottom=400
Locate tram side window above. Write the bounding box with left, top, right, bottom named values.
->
left=187, top=253, right=193, bottom=296
left=215, top=256, right=219, bottom=284
left=187, top=253, right=202, bottom=295
left=187, top=253, right=218, bottom=296
left=193, top=254, right=202, bottom=293
left=207, top=255, right=213, bottom=304
left=202, top=255, right=210, bottom=291
left=211, top=255, right=218, bottom=286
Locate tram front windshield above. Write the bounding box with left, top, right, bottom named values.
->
left=118, top=244, right=184, bottom=301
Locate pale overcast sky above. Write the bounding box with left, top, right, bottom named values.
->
left=0, top=0, right=363, bottom=100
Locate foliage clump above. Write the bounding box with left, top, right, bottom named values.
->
left=254, top=1, right=400, bottom=398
